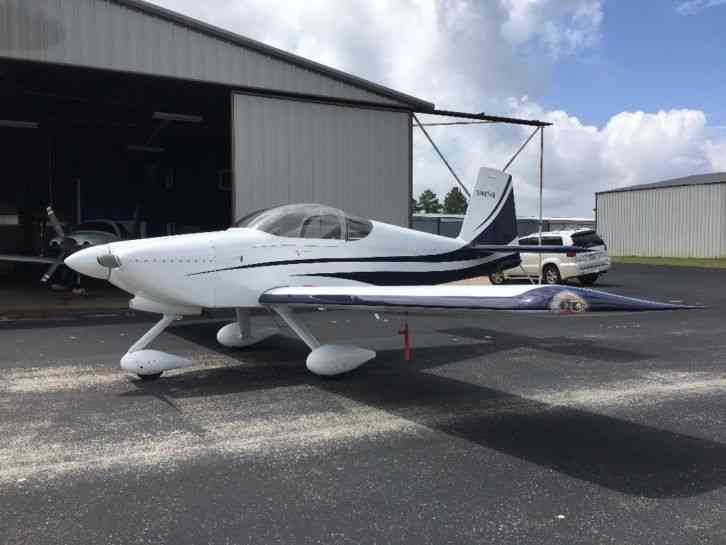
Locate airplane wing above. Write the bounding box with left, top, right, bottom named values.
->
left=260, top=284, right=692, bottom=314
left=0, top=254, right=60, bottom=265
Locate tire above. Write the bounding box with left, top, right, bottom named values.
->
left=542, top=264, right=561, bottom=285
left=579, top=273, right=599, bottom=286
left=138, top=372, right=163, bottom=381
left=488, top=271, right=506, bottom=285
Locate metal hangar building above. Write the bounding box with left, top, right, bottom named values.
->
left=0, top=0, right=433, bottom=259
left=596, top=172, right=726, bottom=258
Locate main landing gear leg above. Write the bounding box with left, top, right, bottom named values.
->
left=121, top=314, right=193, bottom=380
left=216, top=308, right=277, bottom=348
left=271, top=306, right=376, bottom=376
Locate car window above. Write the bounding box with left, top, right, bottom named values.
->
left=301, top=214, right=343, bottom=239
left=76, top=221, right=116, bottom=234
left=116, top=223, right=130, bottom=237
left=571, top=230, right=604, bottom=248
left=541, top=237, right=563, bottom=246
left=519, top=237, right=538, bottom=245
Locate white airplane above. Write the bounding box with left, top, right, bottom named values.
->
left=65, top=167, right=687, bottom=380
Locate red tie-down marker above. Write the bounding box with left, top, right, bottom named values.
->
left=398, top=321, right=412, bottom=362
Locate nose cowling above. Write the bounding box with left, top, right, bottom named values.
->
left=64, top=245, right=113, bottom=279
left=102, top=234, right=218, bottom=308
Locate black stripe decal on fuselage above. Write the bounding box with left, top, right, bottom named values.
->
left=292, top=254, right=522, bottom=286
left=187, top=246, right=506, bottom=277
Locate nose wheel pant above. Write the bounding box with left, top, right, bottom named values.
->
left=120, top=314, right=192, bottom=379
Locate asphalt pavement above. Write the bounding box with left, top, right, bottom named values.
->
left=2, top=264, right=726, bottom=544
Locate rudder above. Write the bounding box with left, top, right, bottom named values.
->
left=458, top=167, right=517, bottom=244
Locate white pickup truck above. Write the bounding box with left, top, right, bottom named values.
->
left=489, top=229, right=611, bottom=286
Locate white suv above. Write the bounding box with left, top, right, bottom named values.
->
left=488, top=229, right=611, bottom=286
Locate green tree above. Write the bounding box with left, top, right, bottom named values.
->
left=416, top=189, right=443, bottom=213
left=443, top=187, right=468, bottom=214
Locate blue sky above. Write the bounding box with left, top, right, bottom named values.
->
left=545, top=1, right=726, bottom=128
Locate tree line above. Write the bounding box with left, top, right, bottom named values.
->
left=413, top=186, right=468, bottom=214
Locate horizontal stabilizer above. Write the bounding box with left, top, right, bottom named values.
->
left=469, top=244, right=591, bottom=254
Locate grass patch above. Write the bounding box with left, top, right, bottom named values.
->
left=612, top=256, right=726, bottom=269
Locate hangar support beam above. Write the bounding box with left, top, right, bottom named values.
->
left=421, top=109, right=551, bottom=127
left=412, top=108, right=550, bottom=284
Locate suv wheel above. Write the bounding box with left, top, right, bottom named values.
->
left=542, top=264, right=561, bottom=285
left=488, top=271, right=506, bottom=285
left=579, top=273, right=599, bottom=286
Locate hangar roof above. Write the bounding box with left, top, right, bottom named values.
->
left=2, top=0, right=434, bottom=110
left=596, top=172, right=726, bottom=195
left=113, top=0, right=433, bottom=110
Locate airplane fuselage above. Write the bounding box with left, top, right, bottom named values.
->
left=69, top=220, right=519, bottom=311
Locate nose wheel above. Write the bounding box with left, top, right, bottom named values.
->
left=121, top=314, right=194, bottom=378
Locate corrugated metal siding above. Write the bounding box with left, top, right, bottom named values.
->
left=597, top=183, right=726, bottom=257
left=0, top=0, right=404, bottom=106
left=233, top=94, right=410, bottom=227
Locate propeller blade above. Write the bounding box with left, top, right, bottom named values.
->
left=46, top=206, right=65, bottom=239
left=0, top=254, right=58, bottom=264
left=41, top=260, right=63, bottom=283
left=41, top=237, right=76, bottom=283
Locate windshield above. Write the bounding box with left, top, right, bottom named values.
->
left=234, top=204, right=373, bottom=240
left=571, top=230, right=604, bottom=248
left=234, top=208, right=270, bottom=228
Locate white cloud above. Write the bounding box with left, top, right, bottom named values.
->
left=500, top=0, right=603, bottom=59
left=675, top=0, right=726, bottom=16
left=703, top=140, right=726, bottom=171
left=150, top=0, right=726, bottom=217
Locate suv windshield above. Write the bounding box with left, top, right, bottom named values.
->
left=571, top=230, right=604, bottom=248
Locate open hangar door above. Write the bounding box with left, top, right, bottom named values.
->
left=232, top=93, right=412, bottom=227
left=0, top=59, right=231, bottom=284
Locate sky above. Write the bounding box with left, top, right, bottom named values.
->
left=151, top=0, right=726, bottom=217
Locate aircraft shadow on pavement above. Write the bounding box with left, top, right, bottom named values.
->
left=136, top=323, right=726, bottom=499
left=319, top=356, right=726, bottom=499
left=168, top=320, right=650, bottom=367
left=438, top=326, right=649, bottom=364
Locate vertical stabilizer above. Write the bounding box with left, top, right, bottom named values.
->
left=458, top=167, right=517, bottom=244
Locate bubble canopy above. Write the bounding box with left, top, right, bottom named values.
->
left=234, top=204, right=373, bottom=241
